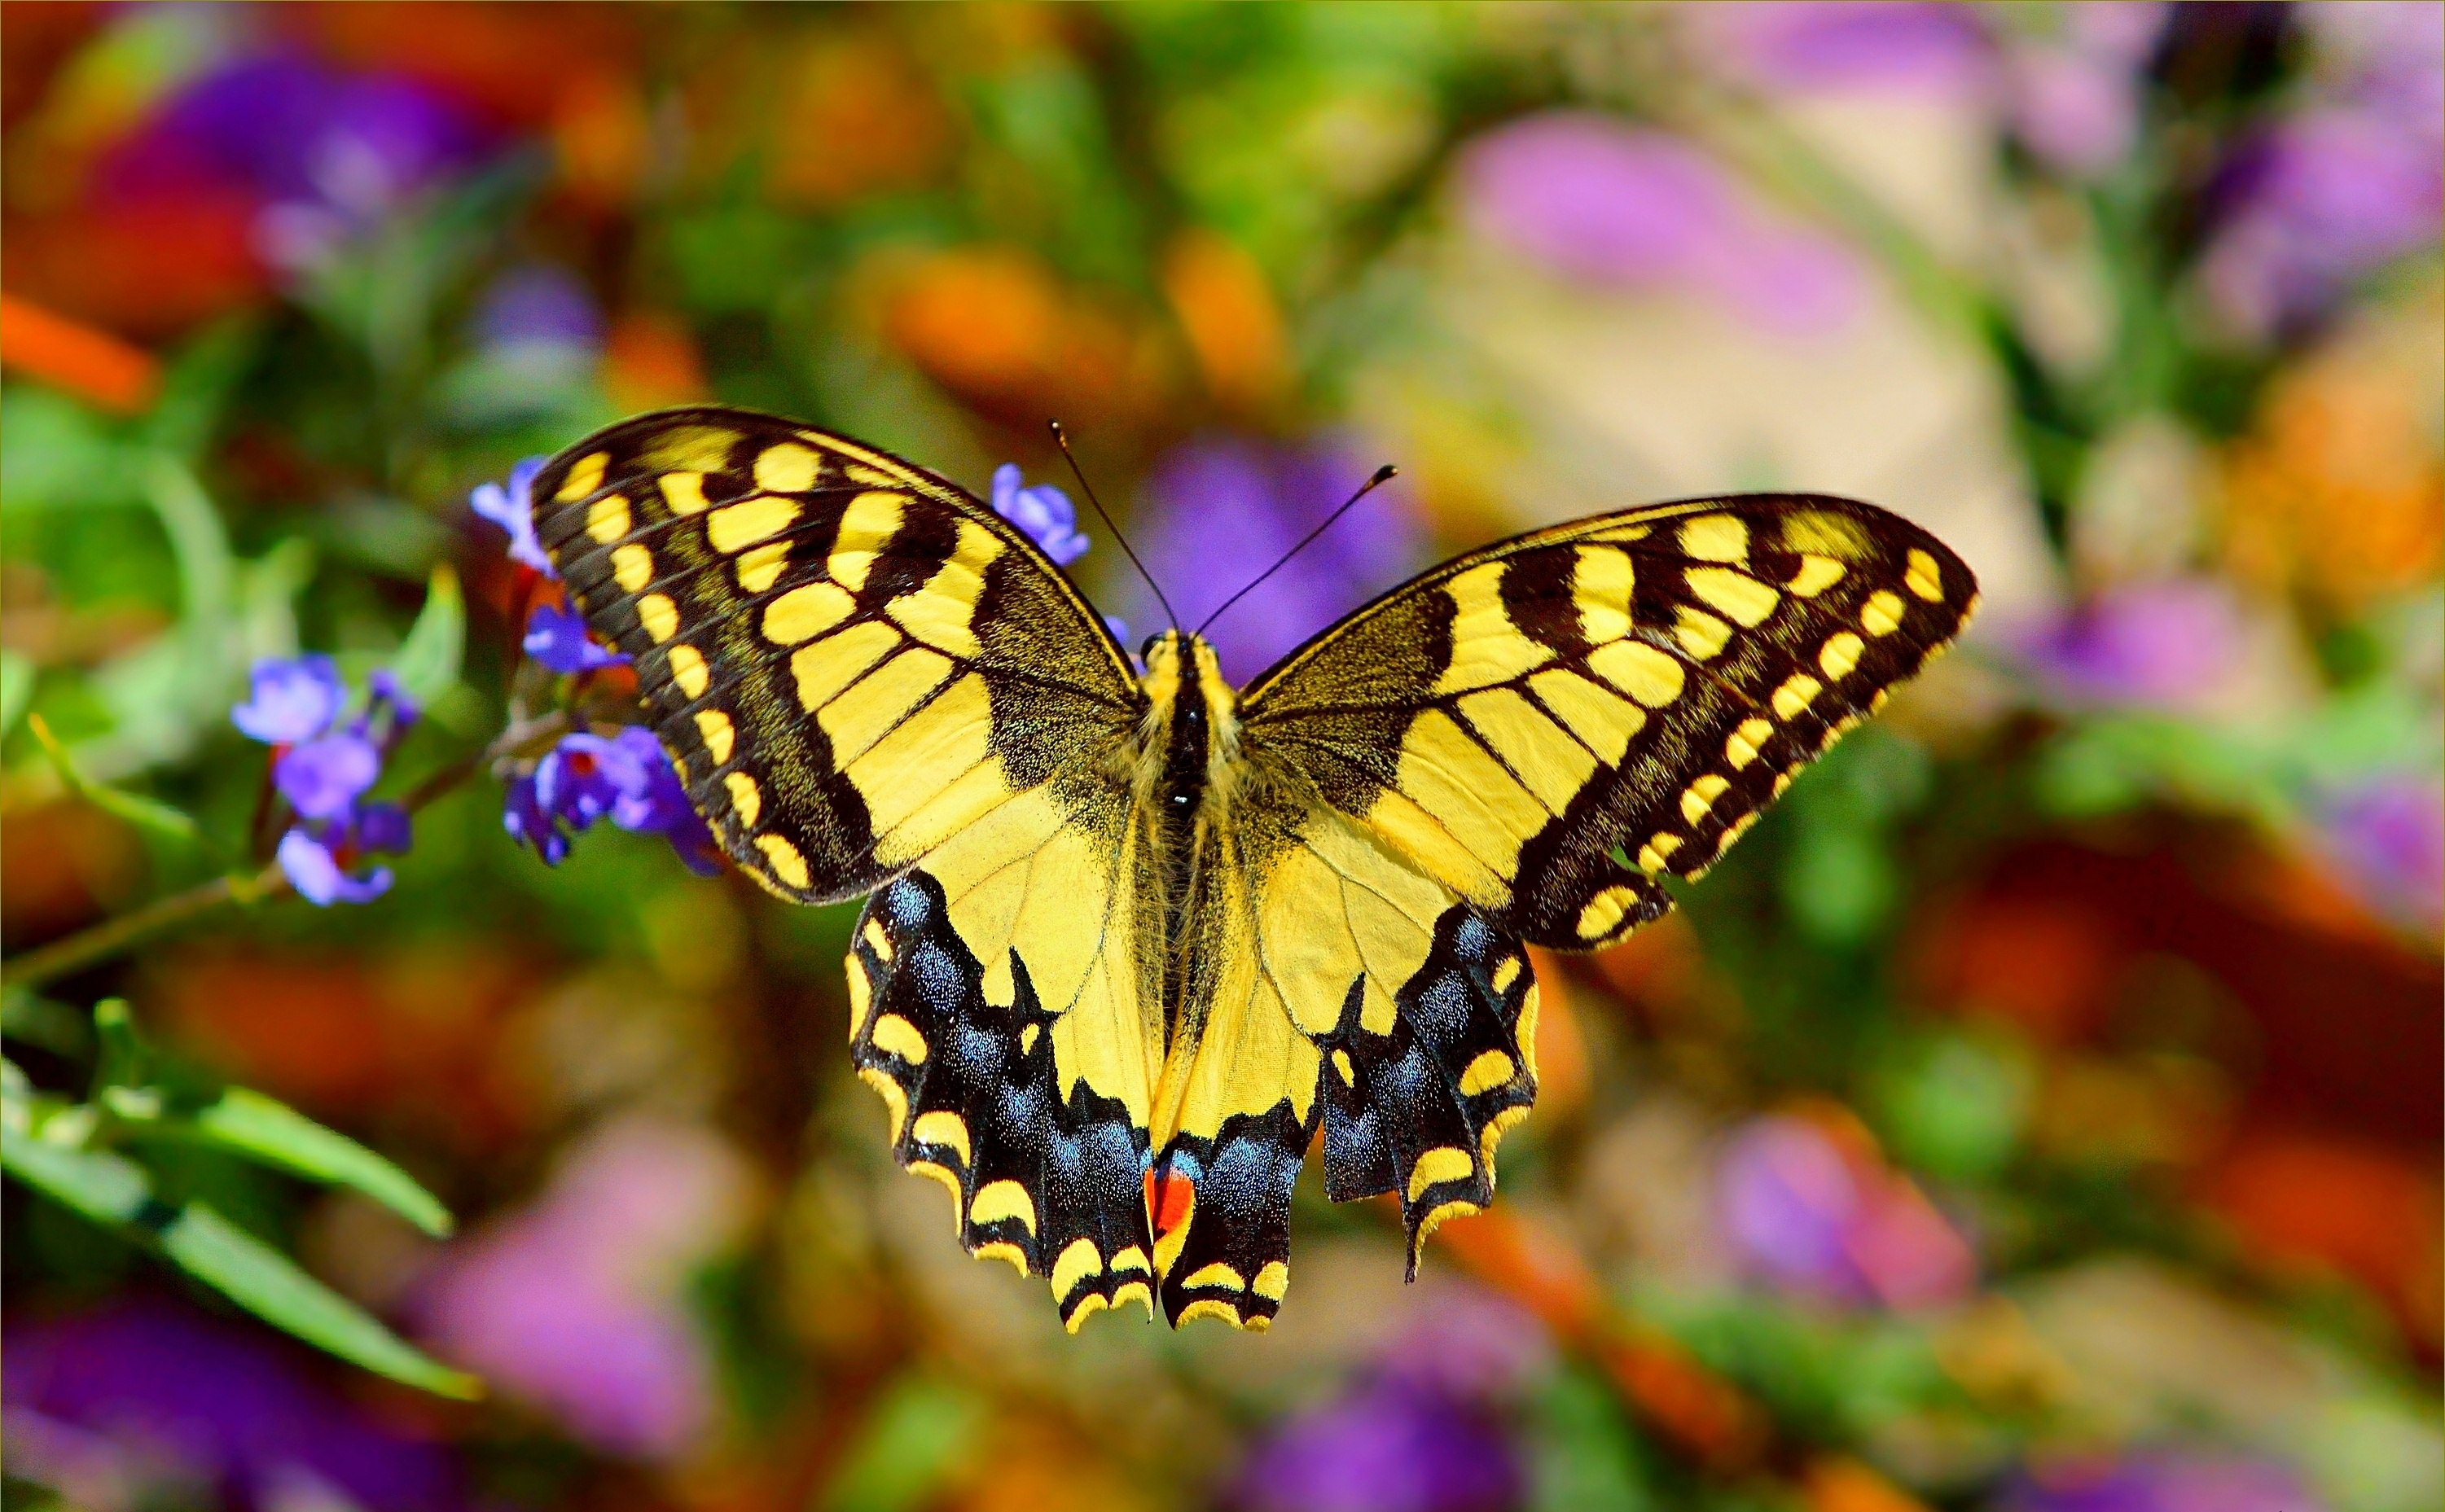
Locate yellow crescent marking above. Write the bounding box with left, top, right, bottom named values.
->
left=586, top=493, right=631, bottom=544
left=724, top=770, right=761, bottom=828
left=1051, top=1238, right=1104, bottom=1302
left=911, top=1111, right=972, bottom=1166
left=1819, top=632, right=1865, bottom=681
left=1252, top=1261, right=1290, bottom=1301
left=1183, top=1262, right=1246, bottom=1292
left=1862, top=589, right=1906, bottom=636
left=1726, top=717, right=1773, bottom=769
left=755, top=832, right=809, bottom=889
left=869, top=1013, right=928, bottom=1064
left=612, top=543, right=653, bottom=593
left=753, top=441, right=821, bottom=493
left=638, top=594, right=678, bottom=642
left=1789, top=554, right=1846, bottom=596
left=858, top=1065, right=908, bottom=1144
left=555, top=452, right=607, bottom=502
left=1407, top=1146, right=1477, bottom=1201
left=1459, top=1050, right=1517, bottom=1096
left=1772, top=673, right=1823, bottom=721
left=1905, top=548, right=1944, bottom=601
left=1679, top=774, right=1730, bottom=826
left=660, top=472, right=709, bottom=515
left=667, top=644, right=709, bottom=699
left=1678, top=513, right=1748, bottom=563
left=694, top=709, right=735, bottom=765
left=968, top=1180, right=1036, bottom=1235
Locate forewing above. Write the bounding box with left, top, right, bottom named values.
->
left=532, top=409, right=1158, bottom=1329
left=1239, top=494, right=1978, bottom=949
left=530, top=406, right=1140, bottom=903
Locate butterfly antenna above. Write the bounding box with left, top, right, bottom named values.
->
left=1196, top=465, right=1398, bottom=638
left=1051, top=420, right=1179, bottom=631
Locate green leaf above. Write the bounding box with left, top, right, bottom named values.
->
left=0, top=648, right=33, bottom=740
left=24, top=712, right=205, bottom=847
left=170, top=1088, right=454, bottom=1238
left=1, top=992, right=92, bottom=1057
left=386, top=563, right=464, bottom=707
left=818, top=1375, right=984, bottom=1512
left=1, top=1125, right=481, bottom=1399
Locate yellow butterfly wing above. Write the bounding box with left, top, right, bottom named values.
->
left=1145, top=494, right=1977, bottom=1320
left=531, top=408, right=1166, bottom=1327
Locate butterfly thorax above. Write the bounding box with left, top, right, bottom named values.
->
left=1138, top=631, right=1240, bottom=1037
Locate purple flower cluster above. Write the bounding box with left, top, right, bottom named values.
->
left=2009, top=578, right=2247, bottom=712
left=103, top=54, right=485, bottom=274
left=2007, top=4, right=2169, bottom=178
left=1715, top=1114, right=1977, bottom=1309
left=503, top=727, right=718, bottom=874
left=2004, top=1449, right=2323, bottom=1512
left=2200, top=3, right=2444, bottom=335
left=990, top=462, right=1089, bottom=565
left=471, top=455, right=553, bottom=577
left=1137, top=435, right=1424, bottom=684
left=3, top=1295, right=461, bottom=1512
left=2320, top=775, right=2445, bottom=931
left=468, top=462, right=713, bottom=875
left=230, top=656, right=416, bottom=905
left=1231, top=1294, right=1540, bottom=1512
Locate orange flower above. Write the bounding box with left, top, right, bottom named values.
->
left=2220, top=304, right=2445, bottom=611
left=1161, top=229, right=1288, bottom=414
left=1802, top=1457, right=1933, bottom=1512
left=877, top=245, right=1151, bottom=424
left=604, top=309, right=709, bottom=411
left=0, top=292, right=158, bottom=414
left=766, top=32, right=953, bottom=210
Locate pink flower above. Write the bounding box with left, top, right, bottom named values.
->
left=1455, top=112, right=1868, bottom=335
left=417, top=1118, right=754, bottom=1459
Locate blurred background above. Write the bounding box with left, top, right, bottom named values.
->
left=2, top=4, right=2438, bottom=1510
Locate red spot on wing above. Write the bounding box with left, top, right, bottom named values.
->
left=1145, top=1165, right=1195, bottom=1237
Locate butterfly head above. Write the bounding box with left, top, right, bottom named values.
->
left=1139, top=629, right=1232, bottom=704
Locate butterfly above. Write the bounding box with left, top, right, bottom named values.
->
left=529, top=407, right=1977, bottom=1333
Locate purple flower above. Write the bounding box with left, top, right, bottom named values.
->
left=472, top=456, right=553, bottom=576
left=231, top=654, right=346, bottom=743
left=472, top=265, right=604, bottom=356
left=1688, top=2, right=1995, bottom=103
left=3, top=1295, right=462, bottom=1512
left=504, top=727, right=719, bottom=876
left=236, top=658, right=420, bottom=907
left=101, top=54, right=485, bottom=274
left=2004, top=1450, right=2324, bottom=1512
left=2197, top=5, right=2443, bottom=335
left=1136, top=435, right=1424, bottom=684
left=274, top=732, right=381, bottom=820
left=2011, top=578, right=2246, bottom=712
left=1715, top=1115, right=1975, bottom=1309
left=2320, top=776, right=2444, bottom=930
left=991, top=463, right=1090, bottom=565
left=1454, top=112, right=1868, bottom=335
left=416, top=1117, right=753, bottom=1460
left=1233, top=1379, right=1522, bottom=1512
left=1375, top=1289, right=1551, bottom=1406
left=278, top=826, right=393, bottom=905
left=502, top=773, right=569, bottom=866
left=1718, top=1115, right=1867, bottom=1300
left=525, top=603, right=629, bottom=674
left=2008, top=5, right=2169, bottom=178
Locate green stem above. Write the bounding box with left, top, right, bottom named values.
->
left=0, top=711, right=572, bottom=995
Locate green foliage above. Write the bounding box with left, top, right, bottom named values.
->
left=2, top=1001, right=474, bottom=1397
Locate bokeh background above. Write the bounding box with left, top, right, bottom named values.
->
left=3, top=5, right=2440, bottom=1511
